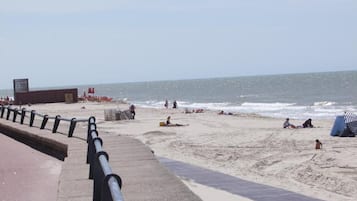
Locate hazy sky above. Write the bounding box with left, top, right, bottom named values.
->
left=1, top=0, right=356, bottom=89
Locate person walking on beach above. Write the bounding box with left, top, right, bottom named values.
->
left=129, top=104, right=136, bottom=119
left=173, top=100, right=177, bottom=109
left=164, top=99, right=168, bottom=109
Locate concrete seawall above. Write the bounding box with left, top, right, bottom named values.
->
left=0, top=122, right=68, bottom=160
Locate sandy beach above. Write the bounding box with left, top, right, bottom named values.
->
left=27, top=101, right=357, bottom=201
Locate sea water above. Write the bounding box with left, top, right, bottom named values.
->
left=1, top=71, right=356, bottom=119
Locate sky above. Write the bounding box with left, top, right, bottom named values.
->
left=1, top=0, right=356, bottom=89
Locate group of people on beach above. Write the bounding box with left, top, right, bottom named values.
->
left=218, top=110, right=234, bottom=115
left=283, top=118, right=314, bottom=129
left=0, top=96, right=13, bottom=105
left=165, top=99, right=205, bottom=114
left=184, top=108, right=204, bottom=114
left=164, top=100, right=177, bottom=109
left=129, top=102, right=324, bottom=151
left=283, top=118, right=323, bottom=150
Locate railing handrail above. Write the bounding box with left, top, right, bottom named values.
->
left=87, top=116, right=124, bottom=201
left=108, top=177, right=124, bottom=201
left=0, top=104, right=86, bottom=137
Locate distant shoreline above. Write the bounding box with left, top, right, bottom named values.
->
left=1, top=69, right=356, bottom=91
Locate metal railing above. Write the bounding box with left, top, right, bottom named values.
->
left=0, top=104, right=87, bottom=137
left=0, top=104, right=124, bottom=201
left=87, top=116, right=124, bottom=201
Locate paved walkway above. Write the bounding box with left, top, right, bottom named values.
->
left=0, top=134, right=61, bottom=201
left=0, top=118, right=202, bottom=201
left=158, top=157, right=324, bottom=201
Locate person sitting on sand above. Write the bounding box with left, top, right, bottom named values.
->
left=166, top=116, right=185, bottom=126
left=194, top=109, right=204, bottom=113
left=185, top=108, right=204, bottom=114
left=166, top=116, right=171, bottom=125
left=283, top=118, right=297, bottom=129
left=184, top=108, right=193, bottom=114
left=302, top=118, right=314, bottom=128
left=218, top=110, right=233, bottom=115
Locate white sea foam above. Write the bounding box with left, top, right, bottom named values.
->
left=313, top=101, right=336, bottom=106
left=134, top=100, right=357, bottom=120
left=238, top=94, right=259, bottom=98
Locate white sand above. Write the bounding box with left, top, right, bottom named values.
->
left=28, top=102, right=357, bottom=201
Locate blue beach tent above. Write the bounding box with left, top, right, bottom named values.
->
left=330, top=113, right=357, bottom=137
left=330, top=116, right=346, bottom=136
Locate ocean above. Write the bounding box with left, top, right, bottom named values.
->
left=1, top=71, right=356, bottom=120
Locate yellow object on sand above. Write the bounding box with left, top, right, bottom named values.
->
left=159, top=122, right=166, bottom=126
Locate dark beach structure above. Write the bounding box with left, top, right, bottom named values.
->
left=12, top=79, right=78, bottom=105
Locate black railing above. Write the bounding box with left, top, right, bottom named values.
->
left=87, top=116, right=124, bottom=201
left=0, top=104, right=87, bottom=137
left=0, top=104, right=124, bottom=201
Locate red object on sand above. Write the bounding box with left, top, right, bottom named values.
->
left=88, top=87, right=95, bottom=94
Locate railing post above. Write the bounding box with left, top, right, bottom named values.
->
left=101, top=174, right=123, bottom=201
left=20, top=108, right=26, bottom=124
left=93, top=151, right=109, bottom=201
left=40, top=115, right=49, bottom=129
left=68, top=118, right=77, bottom=137
left=12, top=108, right=18, bottom=122
left=29, top=110, right=36, bottom=127
left=89, top=136, right=102, bottom=179
left=52, top=115, right=61, bottom=133
left=88, top=116, right=97, bottom=142
left=88, top=123, right=97, bottom=142
left=6, top=107, right=11, bottom=120
left=0, top=105, right=4, bottom=118
left=88, top=116, right=96, bottom=131
left=87, top=130, right=98, bottom=164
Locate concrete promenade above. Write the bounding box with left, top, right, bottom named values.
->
left=0, top=134, right=61, bottom=201
left=0, top=117, right=325, bottom=201
left=0, top=118, right=202, bottom=201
